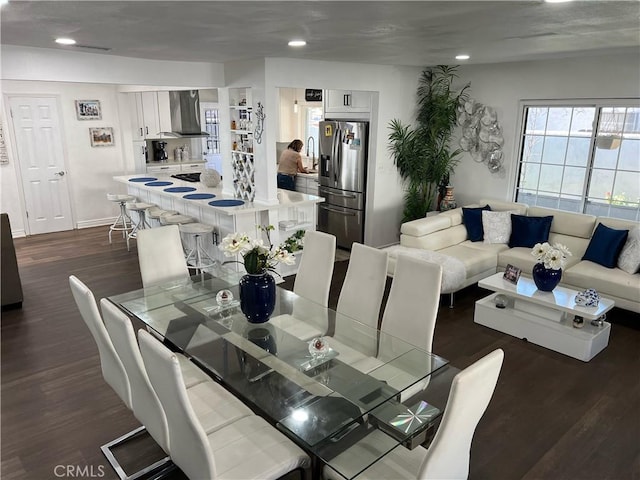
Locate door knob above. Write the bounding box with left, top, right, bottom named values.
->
left=54, top=171, right=65, bottom=176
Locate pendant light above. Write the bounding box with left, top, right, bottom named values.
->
left=293, top=99, right=299, bottom=114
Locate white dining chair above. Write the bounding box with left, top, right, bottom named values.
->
left=137, top=225, right=190, bottom=289
left=293, top=230, right=336, bottom=307
left=69, top=276, right=131, bottom=407
left=69, top=275, right=135, bottom=479
left=101, top=301, right=254, bottom=458
left=381, top=254, right=442, bottom=353
left=100, top=298, right=173, bottom=478
left=323, top=348, right=505, bottom=480
left=350, top=254, right=442, bottom=400
left=138, top=329, right=311, bottom=480
left=336, top=242, right=388, bottom=326
left=326, top=243, right=388, bottom=364
left=269, top=295, right=328, bottom=341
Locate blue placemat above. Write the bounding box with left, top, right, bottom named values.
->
left=208, top=199, right=245, bottom=207
left=145, top=181, right=173, bottom=187
left=184, top=193, right=216, bottom=200
left=129, top=177, right=157, bottom=182
left=164, top=186, right=197, bottom=193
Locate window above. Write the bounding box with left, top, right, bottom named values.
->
left=304, top=106, right=323, bottom=158
left=515, top=101, right=640, bottom=221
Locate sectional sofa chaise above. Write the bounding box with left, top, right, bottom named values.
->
left=396, top=198, right=640, bottom=313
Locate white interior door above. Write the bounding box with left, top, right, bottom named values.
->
left=9, top=96, right=73, bottom=235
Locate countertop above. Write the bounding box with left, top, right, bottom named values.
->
left=115, top=174, right=324, bottom=216
left=146, top=160, right=205, bottom=167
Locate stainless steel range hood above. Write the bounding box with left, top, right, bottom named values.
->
left=161, top=90, right=209, bottom=137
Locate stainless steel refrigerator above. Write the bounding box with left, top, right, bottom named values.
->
left=318, top=120, right=368, bottom=249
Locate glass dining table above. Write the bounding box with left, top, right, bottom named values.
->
left=108, top=269, right=458, bottom=480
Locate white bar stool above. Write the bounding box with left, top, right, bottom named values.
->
left=107, top=194, right=136, bottom=243
left=179, top=223, right=218, bottom=272
left=147, top=207, right=178, bottom=228
left=126, top=202, right=156, bottom=251
left=159, top=214, right=194, bottom=226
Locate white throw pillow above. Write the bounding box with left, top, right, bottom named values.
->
left=617, top=226, right=640, bottom=274
left=482, top=210, right=516, bottom=244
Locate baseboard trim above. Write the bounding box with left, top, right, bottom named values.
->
left=11, top=229, right=26, bottom=238
left=77, top=217, right=115, bottom=229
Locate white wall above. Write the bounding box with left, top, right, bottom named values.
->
left=1, top=81, right=132, bottom=234
left=0, top=46, right=227, bottom=236
left=452, top=53, right=640, bottom=207
left=278, top=87, right=319, bottom=146
left=219, top=59, right=273, bottom=204
left=1, top=45, right=224, bottom=87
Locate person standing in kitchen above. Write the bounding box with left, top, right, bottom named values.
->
left=277, top=139, right=308, bottom=191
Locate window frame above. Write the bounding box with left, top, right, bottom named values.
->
left=512, top=98, right=640, bottom=220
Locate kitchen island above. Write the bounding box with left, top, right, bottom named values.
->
left=114, top=174, right=323, bottom=274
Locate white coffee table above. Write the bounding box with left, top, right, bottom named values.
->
left=474, top=273, right=614, bottom=362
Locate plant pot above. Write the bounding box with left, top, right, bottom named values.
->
left=239, top=272, right=276, bottom=323
left=439, top=185, right=458, bottom=211
left=596, top=135, right=621, bottom=150
left=532, top=263, right=562, bottom=292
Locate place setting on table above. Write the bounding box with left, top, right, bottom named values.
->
left=127, top=174, right=249, bottom=206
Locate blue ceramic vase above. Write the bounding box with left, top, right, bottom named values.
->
left=239, top=272, right=276, bottom=323
left=532, top=263, right=562, bottom=292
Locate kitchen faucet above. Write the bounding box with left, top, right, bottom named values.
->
left=306, top=136, right=316, bottom=169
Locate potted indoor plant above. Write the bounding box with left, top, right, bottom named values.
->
left=219, top=226, right=303, bottom=323
left=530, top=242, right=572, bottom=292
left=388, top=65, right=470, bottom=222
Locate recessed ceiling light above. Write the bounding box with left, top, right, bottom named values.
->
left=55, top=38, right=76, bottom=45
left=456, top=54, right=470, bottom=60
left=288, top=40, right=306, bottom=47
left=0, top=0, right=9, bottom=6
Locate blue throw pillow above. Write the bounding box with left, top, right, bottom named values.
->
left=462, top=205, right=491, bottom=242
left=508, top=214, right=553, bottom=248
left=582, top=223, right=629, bottom=268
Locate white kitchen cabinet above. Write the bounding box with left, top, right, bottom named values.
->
left=133, top=141, right=148, bottom=173
left=146, top=164, right=181, bottom=174
left=295, top=175, right=320, bottom=195
left=146, top=162, right=204, bottom=174
left=181, top=162, right=205, bottom=173
left=131, top=91, right=172, bottom=140
left=295, top=176, right=307, bottom=194
left=324, top=90, right=371, bottom=114
left=307, top=176, right=320, bottom=196
left=156, top=92, right=172, bottom=134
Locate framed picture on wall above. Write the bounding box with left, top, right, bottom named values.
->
left=89, top=127, right=115, bottom=147
left=75, top=100, right=102, bottom=120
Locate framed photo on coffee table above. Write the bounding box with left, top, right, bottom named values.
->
left=503, top=264, right=521, bottom=285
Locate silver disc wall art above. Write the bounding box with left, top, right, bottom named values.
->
left=457, top=99, right=504, bottom=174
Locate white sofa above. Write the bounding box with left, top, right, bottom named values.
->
left=398, top=198, right=640, bottom=313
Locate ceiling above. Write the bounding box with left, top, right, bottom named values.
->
left=1, top=1, right=639, bottom=67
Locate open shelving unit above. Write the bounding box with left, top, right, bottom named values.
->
left=229, top=88, right=255, bottom=201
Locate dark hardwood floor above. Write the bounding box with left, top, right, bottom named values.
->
left=2, top=226, right=639, bottom=480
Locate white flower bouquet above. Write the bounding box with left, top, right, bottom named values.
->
left=219, top=225, right=302, bottom=275
left=531, top=242, right=572, bottom=270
